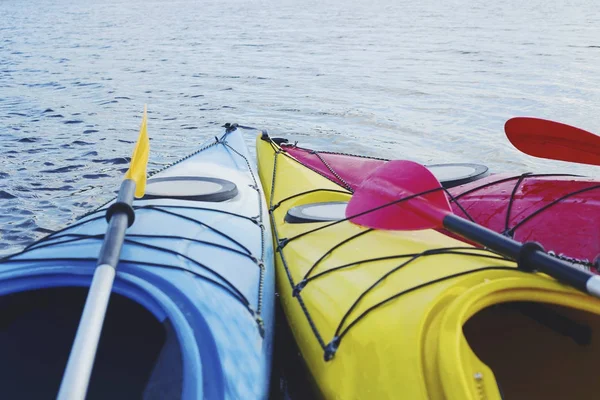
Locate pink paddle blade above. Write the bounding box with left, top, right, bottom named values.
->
left=346, top=160, right=452, bottom=230
left=505, top=117, right=600, bottom=166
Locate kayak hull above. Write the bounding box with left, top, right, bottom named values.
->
left=257, top=133, right=600, bottom=400
left=0, top=126, right=274, bottom=399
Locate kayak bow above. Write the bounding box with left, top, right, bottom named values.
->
left=257, top=132, right=600, bottom=400
left=0, top=124, right=275, bottom=399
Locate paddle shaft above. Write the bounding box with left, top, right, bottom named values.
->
left=57, top=180, right=136, bottom=400
left=443, top=214, right=600, bottom=297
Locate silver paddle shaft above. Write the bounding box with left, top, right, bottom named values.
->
left=56, top=264, right=116, bottom=400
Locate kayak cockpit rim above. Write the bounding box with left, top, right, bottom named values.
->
left=0, top=264, right=208, bottom=399
left=431, top=275, right=600, bottom=399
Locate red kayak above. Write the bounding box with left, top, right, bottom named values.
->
left=278, top=140, right=600, bottom=271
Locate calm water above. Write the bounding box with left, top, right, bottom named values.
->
left=1, top=0, right=599, bottom=255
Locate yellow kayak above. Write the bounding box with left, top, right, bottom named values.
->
left=256, top=133, right=600, bottom=400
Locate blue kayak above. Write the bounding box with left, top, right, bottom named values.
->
left=0, top=125, right=275, bottom=399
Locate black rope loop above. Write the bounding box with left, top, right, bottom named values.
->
left=277, top=238, right=289, bottom=251
left=292, top=279, right=308, bottom=297
left=502, top=228, right=515, bottom=238
left=256, top=316, right=265, bottom=338
left=444, top=188, right=475, bottom=222
left=324, top=336, right=341, bottom=361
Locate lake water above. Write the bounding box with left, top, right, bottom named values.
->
left=1, top=0, right=599, bottom=255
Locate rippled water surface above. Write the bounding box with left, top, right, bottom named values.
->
left=1, top=0, right=599, bottom=254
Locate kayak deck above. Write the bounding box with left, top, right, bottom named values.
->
left=257, top=133, right=600, bottom=399
left=281, top=142, right=600, bottom=269
left=0, top=126, right=275, bottom=399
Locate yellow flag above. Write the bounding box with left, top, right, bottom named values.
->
left=125, top=105, right=150, bottom=198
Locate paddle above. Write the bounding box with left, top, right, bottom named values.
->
left=57, top=106, right=150, bottom=400
left=345, top=160, right=600, bottom=298
left=505, top=117, right=600, bottom=166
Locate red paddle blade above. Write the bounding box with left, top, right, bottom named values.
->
left=346, top=160, right=452, bottom=230
left=505, top=117, right=600, bottom=166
